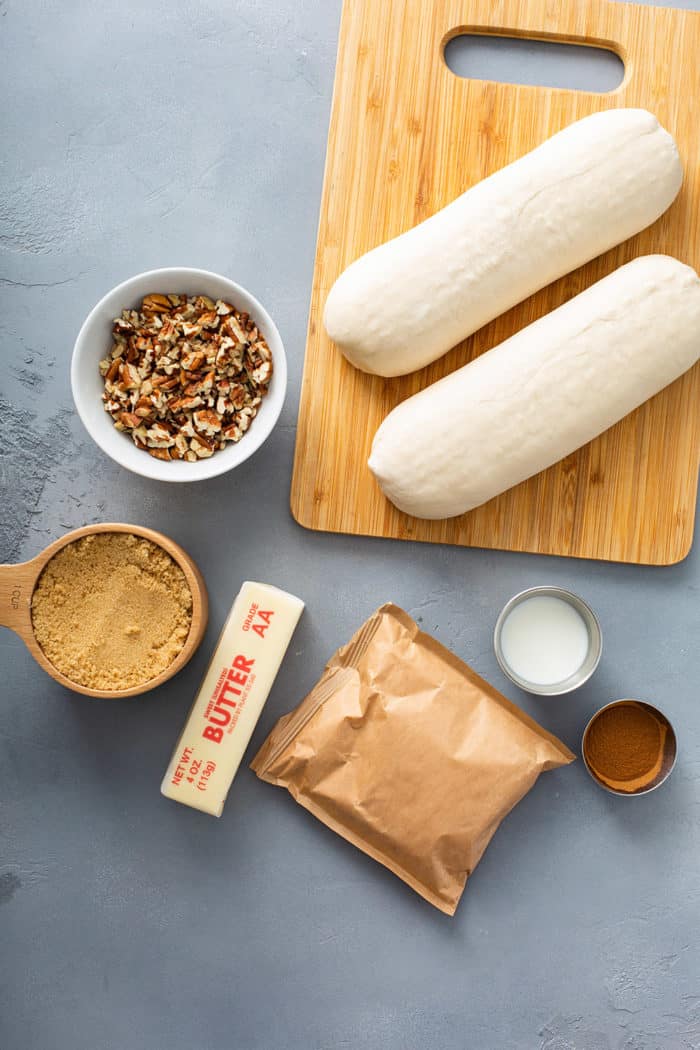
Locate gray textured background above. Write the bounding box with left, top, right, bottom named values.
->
left=2, top=2, right=699, bottom=1048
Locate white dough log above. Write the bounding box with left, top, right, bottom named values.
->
left=368, top=256, right=700, bottom=520
left=325, top=109, right=682, bottom=377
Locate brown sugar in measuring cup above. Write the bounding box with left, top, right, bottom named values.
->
left=582, top=700, right=677, bottom=795
left=0, top=523, right=208, bottom=698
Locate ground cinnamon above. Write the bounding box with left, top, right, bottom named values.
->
left=584, top=701, right=666, bottom=793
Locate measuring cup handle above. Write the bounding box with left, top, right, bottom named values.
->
left=0, top=561, right=36, bottom=635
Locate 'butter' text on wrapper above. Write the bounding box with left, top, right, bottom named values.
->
left=161, top=581, right=304, bottom=817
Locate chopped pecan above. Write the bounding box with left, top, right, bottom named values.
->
left=193, top=409, right=222, bottom=435
left=198, top=311, right=219, bottom=330
left=119, top=411, right=142, bottom=428
left=119, top=363, right=141, bottom=390
left=106, top=359, right=121, bottom=382
left=146, top=424, right=176, bottom=448
left=142, top=294, right=173, bottom=314
left=248, top=360, right=272, bottom=386
left=190, top=436, right=215, bottom=458
left=169, top=395, right=203, bottom=412
left=181, top=321, right=202, bottom=339
left=181, top=350, right=206, bottom=371
left=99, top=292, right=273, bottom=462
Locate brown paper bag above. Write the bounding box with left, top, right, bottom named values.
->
left=251, top=604, right=574, bottom=915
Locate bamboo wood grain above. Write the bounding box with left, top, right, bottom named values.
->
left=290, top=0, right=700, bottom=564
left=0, top=523, right=208, bottom=698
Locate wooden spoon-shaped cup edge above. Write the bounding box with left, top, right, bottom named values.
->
left=0, top=523, right=208, bottom=698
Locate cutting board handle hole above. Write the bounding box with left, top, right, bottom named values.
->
left=443, top=33, right=624, bottom=94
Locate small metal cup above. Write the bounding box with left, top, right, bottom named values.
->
left=582, top=699, right=678, bottom=796
left=493, top=585, right=602, bottom=696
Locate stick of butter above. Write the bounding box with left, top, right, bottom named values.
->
left=161, top=581, right=304, bottom=816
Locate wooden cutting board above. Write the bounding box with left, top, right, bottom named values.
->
left=291, top=0, right=700, bottom=565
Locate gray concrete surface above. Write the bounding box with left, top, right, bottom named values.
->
left=2, top=2, right=699, bottom=1048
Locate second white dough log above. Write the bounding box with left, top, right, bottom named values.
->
left=324, top=109, right=682, bottom=377
left=368, top=256, right=700, bottom=520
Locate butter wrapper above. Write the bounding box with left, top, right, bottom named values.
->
left=162, top=581, right=303, bottom=817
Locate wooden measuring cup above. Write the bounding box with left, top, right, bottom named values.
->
left=0, top=522, right=208, bottom=698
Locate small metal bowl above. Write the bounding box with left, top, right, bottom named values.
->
left=582, top=699, right=678, bottom=796
left=493, top=585, right=602, bottom=696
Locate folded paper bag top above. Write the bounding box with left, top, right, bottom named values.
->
left=251, top=604, right=574, bottom=915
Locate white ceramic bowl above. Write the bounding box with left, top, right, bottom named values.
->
left=71, top=267, right=287, bottom=482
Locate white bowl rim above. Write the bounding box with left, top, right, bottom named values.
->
left=71, top=266, right=287, bottom=482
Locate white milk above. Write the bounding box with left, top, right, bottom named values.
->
left=499, top=595, right=589, bottom=686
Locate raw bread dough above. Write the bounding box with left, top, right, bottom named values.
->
left=368, top=256, right=700, bottom=519
left=325, top=109, right=682, bottom=377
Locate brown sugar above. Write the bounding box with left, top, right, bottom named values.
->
left=31, top=533, right=192, bottom=690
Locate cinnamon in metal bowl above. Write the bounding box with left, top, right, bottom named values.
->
left=582, top=700, right=677, bottom=796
